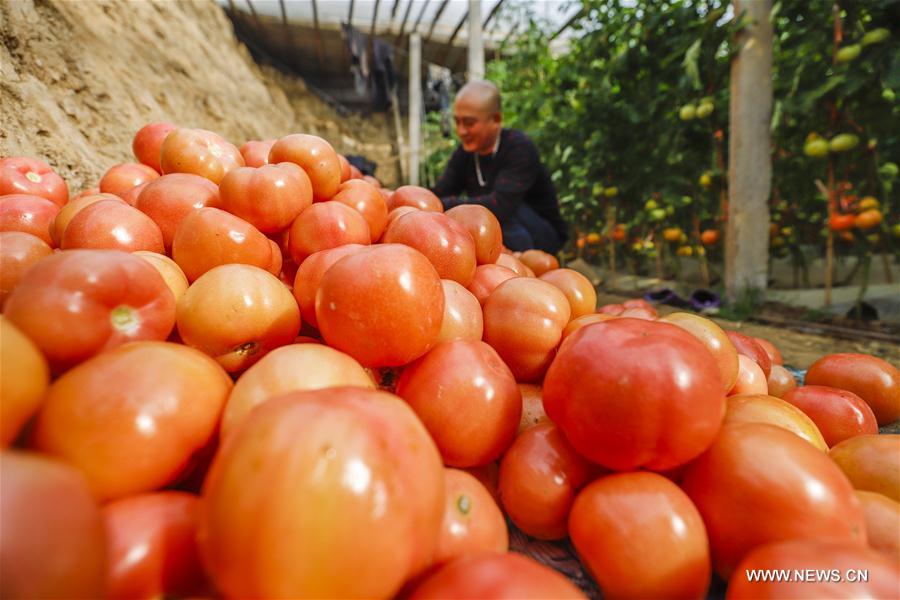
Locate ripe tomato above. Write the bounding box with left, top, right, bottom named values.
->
left=781, top=386, right=878, bottom=447
left=463, top=462, right=501, bottom=506
left=445, top=204, right=502, bottom=265
left=389, top=185, right=443, bottom=212
left=482, top=277, right=570, bottom=382
left=597, top=302, right=625, bottom=315
left=435, top=279, right=483, bottom=344
left=5, top=250, right=175, bottom=372
left=495, top=252, right=534, bottom=276
left=61, top=199, right=165, bottom=254
left=0, top=157, right=68, bottom=206
left=0, top=451, right=106, bottom=599
left=133, top=251, right=189, bottom=304
left=856, top=491, right=900, bottom=564
left=829, top=434, right=900, bottom=502
left=219, top=164, right=313, bottom=233
left=31, top=341, right=232, bottom=500
left=828, top=212, right=856, bottom=232
left=99, top=162, right=160, bottom=197
left=287, top=201, right=371, bottom=263
left=539, top=268, right=597, bottom=320
left=700, top=229, right=720, bottom=245
left=121, top=181, right=151, bottom=206
left=753, top=336, right=783, bottom=365
left=176, top=264, right=301, bottom=373
left=498, top=422, right=599, bottom=539
left=383, top=210, right=477, bottom=286
left=804, top=353, right=900, bottom=425
left=132, top=121, right=177, bottom=173
left=291, top=244, right=366, bottom=329
left=681, top=423, right=867, bottom=579
left=221, top=343, right=374, bottom=439
left=560, top=313, right=615, bottom=340
left=198, top=388, right=445, bottom=599
left=0, top=318, right=49, bottom=445
left=406, top=552, right=586, bottom=599
left=725, top=330, right=772, bottom=378
left=238, top=139, right=275, bottom=168
left=172, top=207, right=281, bottom=282
left=316, top=244, right=444, bottom=367
left=159, top=128, right=244, bottom=184
left=724, top=394, right=827, bottom=451
left=855, top=209, right=883, bottom=230
left=331, top=179, right=389, bottom=240
left=544, top=318, right=725, bottom=471
left=434, top=469, right=508, bottom=564
left=385, top=205, right=418, bottom=233
left=569, top=472, right=711, bottom=599
left=337, top=154, right=352, bottom=181
left=729, top=354, right=770, bottom=396
left=517, top=383, right=549, bottom=434
left=727, top=539, right=900, bottom=599
left=0, top=231, right=52, bottom=309
left=766, top=364, right=797, bottom=398
left=660, top=312, right=739, bottom=393
left=519, top=249, right=559, bottom=276
left=103, top=491, right=206, bottom=600
left=135, top=173, right=220, bottom=251
left=397, top=340, right=521, bottom=466
left=467, top=263, right=519, bottom=305
left=268, top=133, right=342, bottom=201
left=363, top=174, right=381, bottom=187
left=0, top=193, right=60, bottom=245
left=49, top=192, right=123, bottom=245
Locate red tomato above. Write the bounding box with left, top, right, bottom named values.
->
left=5, top=250, right=176, bottom=371
left=482, top=277, right=571, bottom=382
left=103, top=491, right=206, bottom=600
left=31, top=341, right=231, bottom=500
left=544, top=318, right=725, bottom=471
left=660, top=312, right=740, bottom=393
left=287, top=201, right=371, bottom=264
left=782, top=386, right=878, bottom=447
left=337, top=153, right=352, bottom=181
left=467, top=263, right=519, bottom=305
left=519, top=249, right=559, bottom=276
left=221, top=343, right=374, bottom=439
left=856, top=491, right=900, bottom=564
left=498, top=422, right=599, bottom=539
left=268, top=133, right=342, bottom=201
left=681, top=423, right=867, bottom=579
left=725, top=330, right=772, bottom=378
left=384, top=205, right=418, bottom=234
left=434, top=469, right=508, bottom=564
left=176, top=264, right=301, bottom=373
left=133, top=251, right=189, bottom=304
left=597, top=302, right=625, bottom=315
left=389, top=185, right=443, bottom=212
left=172, top=207, right=281, bottom=282
left=727, top=539, right=900, bottom=599
left=0, top=318, right=49, bottom=446
left=766, top=364, right=797, bottom=398
left=50, top=193, right=124, bottom=245
left=397, top=340, right=521, bottom=467
left=61, top=199, right=165, bottom=254
left=804, top=353, right=900, bottom=425
left=291, top=244, right=366, bottom=329
left=435, top=279, right=484, bottom=344
left=445, top=204, right=503, bottom=265
left=135, top=173, right=220, bottom=251
left=219, top=164, right=313, bottom=233
left=729, top=354, right=769, bottom=396
left=363, top=174, right=381, bottom=188
left=724, top=394, right=828, bottom=451
left=828, top=213, right=856, bottom=232
left=495, top=252, right=534, bottom=276
left=753, top=336, right=783, bottom=366
left=316, top=244, right=444, bottom=367
left=0, top=451, right=107, bottom=598
left=198, top=388, right=445, bottom=599
left=99, top=162, right=160, bottom=197
left=0, top=157, right=68, bottom=206
left=406, top=552, right=586, bottom=599
left=350, top=164, right=365, bottom=179
left=463, top=462, right=501, bottom=506
left=569, top=472, right=711, bottom=599
left=0, top=193, right=60, bottom=245
left=560, top=313, right=616, bottom=340
left=517, top=383, right=549, bottom=434
left=120, top=181, right=150, bottom=207
left=159, top=128, right=244, bottom=184
left=0, top=231, right=52, bottom=309
left=622, top=298, right=653, bottom=310
left=383, top=210, right=477, bottom=286
left=539, top=268, right=597, bottom=320
left=331, top=179, right=389, bottom=240
left=133, top=121, right=177, bottom=173
left=829, top=434, right=900, bottom=502
left=238, top=139, right=275, bottom=168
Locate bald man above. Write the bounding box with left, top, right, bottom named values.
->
left=431, top=80, right=568, bottom=253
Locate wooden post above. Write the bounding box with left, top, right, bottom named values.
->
left=468, top=0, right=484, bottom=80
left=408, top=33, right=422, bottom=186
left=725, top=0, right=773, bottom=303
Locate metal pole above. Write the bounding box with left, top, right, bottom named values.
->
left=468, top=0, right=484, bottom=80
left=409, top=33, right=422, bottom=186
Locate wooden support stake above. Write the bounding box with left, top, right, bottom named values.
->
left=409, top=33, right=422, bottom=185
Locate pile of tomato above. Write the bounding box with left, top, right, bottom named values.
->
left=1, top=123, right=898, bottom=599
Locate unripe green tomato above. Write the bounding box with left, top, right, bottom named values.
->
left=835, top=44, right=861, bottom=64
left=645, top=199, right=658, bottom=211
left=828, top=133, right=859, bottom=153
left=679, top=104, right=697, bottom=121
left=696, top=102, right=714, bottom=118
left=861, top=28, right=890, bottom=47
left=804, top=139, right=830, bottom=157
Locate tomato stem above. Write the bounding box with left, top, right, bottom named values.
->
left=110, top=305, right=139, bottom=334
left=456, top=494, right=471, bottom=515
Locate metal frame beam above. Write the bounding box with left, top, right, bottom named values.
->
left=482, top=0, right=505, bottom=29
left=439, top=8, right=469, bottom=65
left=310, top=0, right=326, bottom=70
left=549, top=8, right=584, bottom=41
left=370, top=0, right=381, bottom=36
left=412, top=0, right=431, bottom=33
left=396, top=0, right=415, bottom=43
left=425, top=0, right=450, bottom=44
left=348, top=0, right=355, bottom=24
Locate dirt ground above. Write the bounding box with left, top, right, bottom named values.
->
left=0, top=0, right=400, bottom=189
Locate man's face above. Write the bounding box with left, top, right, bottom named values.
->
left=454, top=94, right=501, bottom=155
